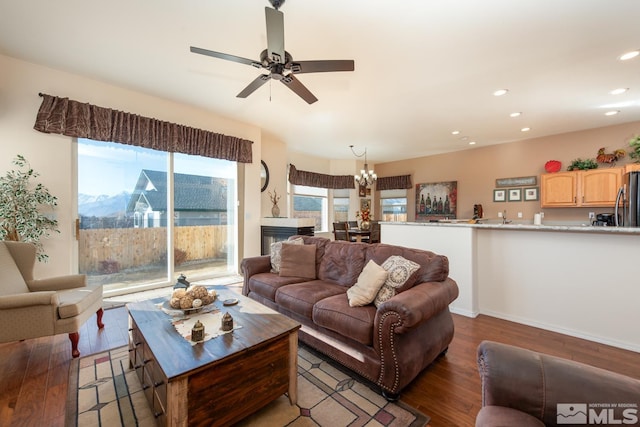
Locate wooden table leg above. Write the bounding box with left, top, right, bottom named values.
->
left=288, top=331, right=298, bottom=405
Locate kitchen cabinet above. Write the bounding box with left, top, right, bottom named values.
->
left=541, top=168, right=622, bottom=207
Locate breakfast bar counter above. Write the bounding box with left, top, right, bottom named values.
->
left=381, top=221, right=640, bottom=353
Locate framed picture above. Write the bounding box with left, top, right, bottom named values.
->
left=495, top=176, right=537, bottom=188
left=358, top=184, right=367, bottom=197
left=415, top=181, right=457, bottom=221
left=360, top=198, right=370, bottom=211
left=508, top=188, right=522, bottom=202
left=493, top=189, right=506, bottom=202
left=524, top=186, right=539, bottom=201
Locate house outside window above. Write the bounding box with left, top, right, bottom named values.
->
left=77, top=139, right=237, bottom=293
left=380, top=189, right=407, bottom=222
left=291, top=184, right=328, bottom=232
left=333, top=189, right=350, bottom=222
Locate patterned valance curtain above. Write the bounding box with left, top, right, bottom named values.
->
left=33, top=93, right=253, bottom=163
left=288, top=164, right=355, bottom=189
left=376, top=175, right=412, bottom=191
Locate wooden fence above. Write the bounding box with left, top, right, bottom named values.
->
left=78, top=225, right=228, bottom=273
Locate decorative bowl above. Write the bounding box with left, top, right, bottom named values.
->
left=545, top=160, right=562, bottom=173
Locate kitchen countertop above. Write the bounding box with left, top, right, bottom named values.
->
left=383, top=221, right=640, bottom=234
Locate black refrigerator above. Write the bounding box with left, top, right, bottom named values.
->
left=615, top=171, right=640, bottom=227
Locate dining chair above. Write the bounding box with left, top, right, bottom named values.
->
left=369, top=221, right=381, bottom=243
left=332, top=222, right=350, bottom=241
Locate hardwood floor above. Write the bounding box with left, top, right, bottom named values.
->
left=1, top=308, right=639, bottom=427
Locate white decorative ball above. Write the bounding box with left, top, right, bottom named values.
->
left=192, top=298, right=203, bottom=308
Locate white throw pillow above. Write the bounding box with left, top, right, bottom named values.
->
left=374, top=255, right=421, bottom=307
left=347, top=260, right=388, bottom=307
left=270, top=237, right=304, bottom=273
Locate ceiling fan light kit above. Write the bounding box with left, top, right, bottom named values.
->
left=190, top=1, right=354, bottom=104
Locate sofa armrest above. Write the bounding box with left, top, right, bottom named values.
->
left=0, top=291, right=58, bottom=309
left=240, top=255, right=272, bottom=295
left=376, top=277, right=458, bottom=333
left=27, top=274, right=86, bottom=292
left=477, top=340, right=640, bottom=425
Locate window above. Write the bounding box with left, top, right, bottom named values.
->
left=333, top=189, right=350, bottom=222
left=380, top=189, right=407, bottom=222
left=77, top=139, right=237, bottom=293
left=291, top=184, right=328, bottom=232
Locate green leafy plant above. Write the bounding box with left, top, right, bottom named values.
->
left=629, top=135, right=640, bottom=161
left=0, top=155, right=59, bottom=262
left=567, top=158, right=598, bottom=171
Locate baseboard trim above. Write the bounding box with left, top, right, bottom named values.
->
left=450, top=306, right=479, bottom=318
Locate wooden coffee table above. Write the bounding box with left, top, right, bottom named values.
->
left=127, top=287, right=300, bottom=427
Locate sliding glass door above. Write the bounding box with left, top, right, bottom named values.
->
left=77, top=139, right=237, bottom=293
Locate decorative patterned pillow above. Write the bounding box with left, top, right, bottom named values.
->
left=374, top=255, right=421, bottom=307
left=270, top=237, right=304, bottom=273
left=347, top=260, right=388, bottom=307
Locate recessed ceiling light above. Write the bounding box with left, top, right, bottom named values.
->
left=610, top=88, right=629, bottom=95
left=605, top=110, right=620, bottom=116
left=510, top=112, right=522, bottom=117
left=451, top=130, right=460, bottom=135
left=619, top=50, right=639, bottom=61
left=521, top=127, right=531, bottom=132
left=493, top=89, right=509, bottom=96
left=469, top=141, right=476, bottom=145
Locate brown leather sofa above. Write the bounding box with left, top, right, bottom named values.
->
left=241, top=235, right=459, bottom=397
left=476, top=341, right=640, bottom=426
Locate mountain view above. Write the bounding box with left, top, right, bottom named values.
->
left=78, top=192, right=131, bottom=218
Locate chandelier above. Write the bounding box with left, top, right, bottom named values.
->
left=350, top=145, right=377, bottom=187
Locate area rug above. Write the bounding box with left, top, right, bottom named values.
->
left=67, top=345, right=430, bottom=427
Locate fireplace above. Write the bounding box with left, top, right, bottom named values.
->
left=260, top=218, right=315, bottom=255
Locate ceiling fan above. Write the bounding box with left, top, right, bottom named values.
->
left=190, top=0, right=355, bottom=104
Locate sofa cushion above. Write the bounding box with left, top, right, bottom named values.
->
left=57, top=285, right=103, bottom=319
left=270, top=237, right=304, bottom=273
left=374, top=255, right=421, bottom=307
left=248, top=273, right=308, bottom=302
left=318, top=241, right=367, bottom=287
left=313, top=294, right=376, bottom=346
left=279, top=244, right=317, bottom=279
left=0, top=243, right=30, bottom=296
left=346, top=260, right=388, bottom=307
left=365, top=243, right=449, bottom=287
left=476, top=406, right=545, bottom=427
left=275, top=281, right=345, bottom=319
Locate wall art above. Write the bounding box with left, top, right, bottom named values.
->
left=495, top=176, right=537, bottom=188
left=508, top=188, right=522, bottom=202
left=415, top=181, right=457, bottom=221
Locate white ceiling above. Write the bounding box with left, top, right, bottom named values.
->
left=1, top=0, right=639, bottom=163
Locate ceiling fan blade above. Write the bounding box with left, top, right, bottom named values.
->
left=190, top=46, right=260, bottom=67
left=265, top=7, right=285, bottom=64
left=281, top=74, right=318, bottom=104
left=288, top=60, right=355, bottom=74
left=237, top=74, right=271, bottom=98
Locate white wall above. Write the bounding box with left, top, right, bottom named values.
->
left=0, top=54, right=262, bottom=277
left=381, top=222, right=640, bottom=353
left=476, top=228, right=640, bottom=352
left=381, top=223, right=478, bottom=317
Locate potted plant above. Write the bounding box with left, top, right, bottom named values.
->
left=629, top=135, right=640, bottom=162
left=566, top=158, right=598, bottom=171
left=0, top=155, right=59, bottom=262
